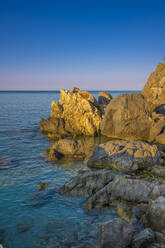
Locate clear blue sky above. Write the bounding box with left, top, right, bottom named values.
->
left=0, top=0, right=165, bottom=90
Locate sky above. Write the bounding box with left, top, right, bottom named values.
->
left=0, top=0, right=165, bottom=90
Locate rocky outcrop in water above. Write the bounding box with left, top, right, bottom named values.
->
left=142, top=62, right=165, bottom=113
left=59, top=169, right=165, bottom=211
left=100, top=93, right=153, bottom=141
left=98, top=91, right=112, bottom=114
left=40, top=88, right=102, bottom=136
left=87, top=140, right=160, bottom=174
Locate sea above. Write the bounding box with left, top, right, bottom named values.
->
left=0, top=90, right=140, bottom=248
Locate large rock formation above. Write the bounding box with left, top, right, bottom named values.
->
left=142, top=62, right=165, bottom=113
left=100, top=93, right=153, bottom=141
left=59, top=169, right=165, bottom=211
left=40, top=88, right=102, bottom=136
left=87, top=140, right=160, bottom=173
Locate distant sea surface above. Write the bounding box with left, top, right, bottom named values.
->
left=0, top=90, right=140, bottom=248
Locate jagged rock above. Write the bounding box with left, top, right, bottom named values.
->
left=87, top=140, right=160, bottom=173
left=101, top=93, right=153, bottom=141
left=143, top=197, right=165, bottom=231
left=40, top=88, right=102, bottom=136
left=132, top=228, right=155, bottom=248
left=59, top=169, right=117, bottom=197
left=142, top=62, right=165, bottom=113
left=155, top=232, right=165, bottom=246
left=59, top=170, right=165, bottom=211
left=99, top=218, right=137, bottom=248
left=154, top=104, right=165, bottom=115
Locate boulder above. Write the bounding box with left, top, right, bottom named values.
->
left=143, top=197, right=165, bottom=231
left=59, top=169, right=165, bottom=211
left=142, top=62, right=165, bottom=113
left=87, top=140, right=160, bottom=173
left=45, top=137, right=100, bottom=162
left=132, top=228, right=155, bottom=248
left=37, top=182, right=49, bottom=191
left=40, top=88, right=102, bottom=136
left=101, top=93, right=153, bottom=141
left=99, top=218, right=137, bottom=248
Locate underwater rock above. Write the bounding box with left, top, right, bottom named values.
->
left=117, top=203, right=133, bottom=222
left=0, top=157, right=18, bottom=170
left=100, top=93, right=153, bottom=141
left=142, top=61, right=165, bottom=113
left=25, top=188, right=57, bottom=207
left=99, top=218, right=137, bottom=248
left=40, top=88, right=102, bottom=136
left=87, top=140, right=160, bottom=174
left=17, top=218, right=33, bottom=233
left=0, top=229, right=5, bottom=243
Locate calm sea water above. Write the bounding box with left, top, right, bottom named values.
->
left=0, top=90, right=140, bottom=248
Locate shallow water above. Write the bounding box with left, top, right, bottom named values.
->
left=0, top=90, right=140, bottom=248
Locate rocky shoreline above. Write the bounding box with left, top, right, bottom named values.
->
left=39, top=61, right=165, bottom=247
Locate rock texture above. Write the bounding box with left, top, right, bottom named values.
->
left=143, top=197, right=165, bottom=231
left=142, top=62, right=165, bottom=113
left=98, top=91, right=112, bottom=114
left=101, top=93, right=153, bottom=141
left=132, top=228, right=155, bottom=248
left=40, top=88, right=102, bottom=136
left=99, top=218, right=137, bottom=248
left=87, top=140, right=160, bottom=173
left=59, top=169, right=165, bottom=211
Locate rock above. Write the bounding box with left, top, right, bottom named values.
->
left=152, top=166, right=165, bottom=178
left=155, top=232, right=165, bottom=246
left=98, top=91, right=112, bottom=114
left=134, top=204, right=148, bottom=220
left=25, top=188, right=57, bottom=207
left=0, top=157, right=18, bottom=170
left=117, top=203, right=133, bottom=222
left=47, top=139, right=87, bottom=162
left=155, top=133, right=165, bottom=145
left=98, top=91, right=112, bottom=105
left=143, top=197, right=165, bottom=231
left=99, top=218, right=137, bottom=248
left=17, top=218, right=33, bottom=233
left=142, top=62, right=165, bottom=113
left=101, top=93, right=153, bottom=141
left=59, top=170, right=165, bottom=211
left=37, top=182, right=49, bottom=191
left=0, top=229, right=5, bottom=243
left=154, top=104, right=165, bottom=115
left=132, top=228, right=155, bottom=248
left=40, top=88, right=102, bottom=136
left=87, top=140, right=160, bottom=174
left=59, top=169, right=117, bottom=197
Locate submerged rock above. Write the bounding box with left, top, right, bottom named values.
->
left=87, top=140, right=160, bottom=174
left=99, top=218, right=137, bottom=248
left=0, top=229, right=5, bottom=243
left=17, top=218, right=33, bottom=233
left=142, top=62, right=165, bottom=113
left=40, top=88, right=102, bottom=136
left=100, top=93, right=153, bottom=141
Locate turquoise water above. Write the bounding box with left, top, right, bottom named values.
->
left=0, top=90, right=140, bottom=248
